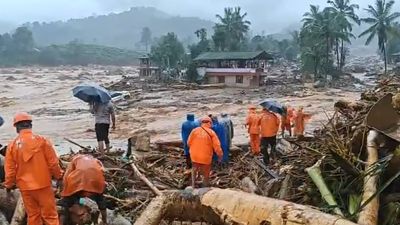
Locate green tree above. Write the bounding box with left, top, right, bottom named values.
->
left=186, top=62, right=200, bottom=83
left=11, top=27, right=34, bottom=53
left=189, top=28, right=211, bottom=59
left=213, top=7, right=251, bottom=51
left=150, top=32, right=185, bottom=68
left=387, top=22, right=400, bottom=62
left=195, top=28, right=207, bottom=42
left=301, top=5, right=343, bottom=79
left=359, top=0, right=400, bottom=74
left=140, top=27, right=152, bottom=52
left=327, top=0, right=360, bottom=70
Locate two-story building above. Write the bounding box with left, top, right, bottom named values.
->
left=194, top=51, right=273, bottom=88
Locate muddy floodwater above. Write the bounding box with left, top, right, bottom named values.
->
left=0, top=66, right=362, bottom=154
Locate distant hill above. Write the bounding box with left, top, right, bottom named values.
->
left=23, top=7, right=214, bottom=49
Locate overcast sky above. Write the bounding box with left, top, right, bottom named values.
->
left=0, top=0, right=394, bottom=33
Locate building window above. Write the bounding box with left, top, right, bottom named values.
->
left=218, top=76, right=225, bottom=83
left=236, top=75, right=243, bottom=84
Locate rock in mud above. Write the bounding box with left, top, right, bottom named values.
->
left=107, top=210, right=132, bottom=225
left=135, top=131, right=151, bottom=152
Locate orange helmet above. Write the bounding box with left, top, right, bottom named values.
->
left=201, top=116, right=212, bottom=123
left=13, top=112, right=32, bottom=126
left=248, top=105, right=257, bottom=110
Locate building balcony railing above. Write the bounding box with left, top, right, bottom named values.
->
left=205, top=68, right=263, bottom=73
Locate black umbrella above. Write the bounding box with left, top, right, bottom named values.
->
left=72, top=83, right=111, bottom=103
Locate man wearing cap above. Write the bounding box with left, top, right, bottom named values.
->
left=187, top=117, right=223, bottom=187
left=3, top=112, right=63, bottom=225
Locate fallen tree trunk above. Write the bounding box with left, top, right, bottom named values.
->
left=358, top=130, right=379, bottom=225
left=135, top=188, right=357, bottom=225
left=130, top=162, right=162, bottom=196
left=10, top=196, right=25, bottom=225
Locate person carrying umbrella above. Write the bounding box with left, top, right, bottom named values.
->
left=90, top=101, right=116, bottom=155
left=73, top=83, right=116, bottom=155
left=260, top=108, right=280, bottom=165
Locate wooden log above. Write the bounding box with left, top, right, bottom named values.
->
left=10, top=196, right=25, bottom=225
left=155, top=140, right=183, bottom=149
left=358, top=130, right=379, bottom=225
left=278, top=174, right=291, bottom=200
left=130, top=162, right=162, bottom=196
left=134, top=195, right=166, bottom=225
left=135, top=188, right=358, bottom=225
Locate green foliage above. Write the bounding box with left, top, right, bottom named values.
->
left=327, top=0, right=360, bottom=70
left=150, top=32, right=185, bottom=68
left=299, top=0, right=361, bottom=78
left=189, top=28, right=211, bottom=59
left=359, top=0, right=400, bottom=74
left=212, top=7, right=251, bottom=51
left=0, top=26, right=140, bottom=66
left=248, top=34, right=299, bottom=61
left=24, top=7, right=214, bottom=49
left=387, top=23, right=400, bottom=62
left=186, top=62, right=200, bottom=83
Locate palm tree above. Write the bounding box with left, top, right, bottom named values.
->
left=359, top=0, right=400, bottom=74
left=195, top=28, right=207, bottom=42
left=215, top=7, right=251, bottom=51
left=301, top=5, right=350, bottom=79
left=327, top=0, right=360, bottom=70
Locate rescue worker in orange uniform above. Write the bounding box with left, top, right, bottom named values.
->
left=260, top=109, right=280, bottom=165
left=187, top=117, right=223, bottom=187
left=293, top=107, right=311, bottom=137
left=245, top=105, right=261, bottom=155
left=3, top=112, right=63, bottom=225
left=59, top=154, right=107, bottom=225
left=281, top=106, right=294, bottom=137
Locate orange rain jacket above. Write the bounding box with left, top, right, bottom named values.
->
left=293, top=109, right=311, bottom=136
left=260, top=111, right=280, bottom=137
left=4, top=129, right=63, bottom=191
left=245, top=110, right=261, bottom=134
left=61, top=154, right=105, bottom=197
left=188, top=123, right=223, bottom=165
left=281, top=107, right=294, bottom=129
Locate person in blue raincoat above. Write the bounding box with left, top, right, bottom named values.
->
left=211, top=116, right=229, bottom=163
left=181, top=114, right=198, bottom=169
left=220, top=113, right=234, bottom=149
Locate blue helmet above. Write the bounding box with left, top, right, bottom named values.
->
left=0, top=116, right=3, bottom=127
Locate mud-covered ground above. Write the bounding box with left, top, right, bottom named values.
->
left=0, top=66, right=363, bottom=154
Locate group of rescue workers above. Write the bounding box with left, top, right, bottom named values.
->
left=181, top=105, right=310, bottom=188
left=0, top=99, right=309, bottom=225
left=0, top=106, right=114, bottom=225
left=246, top=105, right=310, bottom=165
